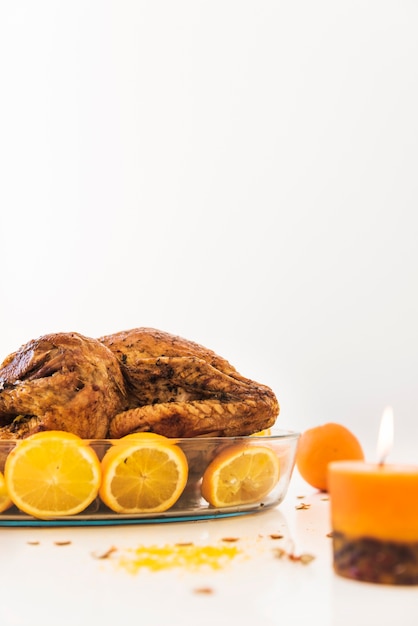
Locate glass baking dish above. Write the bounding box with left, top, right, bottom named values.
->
left=0, top=429, right=300, bottom=526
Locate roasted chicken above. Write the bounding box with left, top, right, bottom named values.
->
left=0, top=327, right=279, bottom=440
left=0, top=332, right=127, bottom=439
left=100, top=327, right=279, bottom=438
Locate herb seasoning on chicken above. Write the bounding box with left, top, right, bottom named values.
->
left=0, top=327, right=279, bottom=440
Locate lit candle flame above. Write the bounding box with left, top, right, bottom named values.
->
left=377, top=406, right=394, bottom=466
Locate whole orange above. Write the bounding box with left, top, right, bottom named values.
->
left=296, top=422, right=364, bottom=491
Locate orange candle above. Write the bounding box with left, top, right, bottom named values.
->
left=328, top=408, right=418, bottom=585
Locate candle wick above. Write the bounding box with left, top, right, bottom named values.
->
left=376, top=406, right=394, bottom=466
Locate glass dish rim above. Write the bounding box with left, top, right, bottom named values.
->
left=0, top=428, right=300, bottom=446
left=91, top=428, right=301, bottom=445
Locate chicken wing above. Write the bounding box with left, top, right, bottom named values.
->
left=0, top=332, right=127, bottom=439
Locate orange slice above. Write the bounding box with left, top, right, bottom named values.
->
left=99, top=439, right=188, bottom=513
left=201, top=443, right=280, bottom=507
left=118, top=432, right=173, bottom=444
left=250, top=428, right=272, bottom=437
left=102, top=433, right=174, bottom=469
left=0, top=471, right=13, bottom=513
left=4, top=431, right=101, bottom=519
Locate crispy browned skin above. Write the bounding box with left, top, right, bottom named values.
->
left=99, top=328, right=279, bottom=438
left=0, top=328, right=279, bottom=439
left=0, top=332, right=127, bottom=439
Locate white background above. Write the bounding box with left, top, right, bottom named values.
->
left=1, top=1, right=417, bottom=461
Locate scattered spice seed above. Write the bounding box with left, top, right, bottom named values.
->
left=54, top=541, right=72, bottom=546
left=221, top=537, right=239, bottom=543
left=296, top=495, right=306, bottom=499
left=269, top=534, right=284, bottom=540
left=91, top=546, right=118, bottom=560
left=193, top=587, right=214, bottom=595
left=175, top=542, right=194, bottom=547
left=321, top=497, right=329, bottom=501
left=273, top=547, right=315, bottom=565
left=300, top=554, right=315, bottom=564
left=326, top=532, right=333, bottom=538
left=295, top=503, right=311, bottom=510
left=27, top=541, right=40, bottom=546
left=273, top=548, right=286, bottom=559
left=289, top=553, right=316, bottom=565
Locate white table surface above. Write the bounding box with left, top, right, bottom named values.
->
left=1, top=470, right=417, bottom=626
